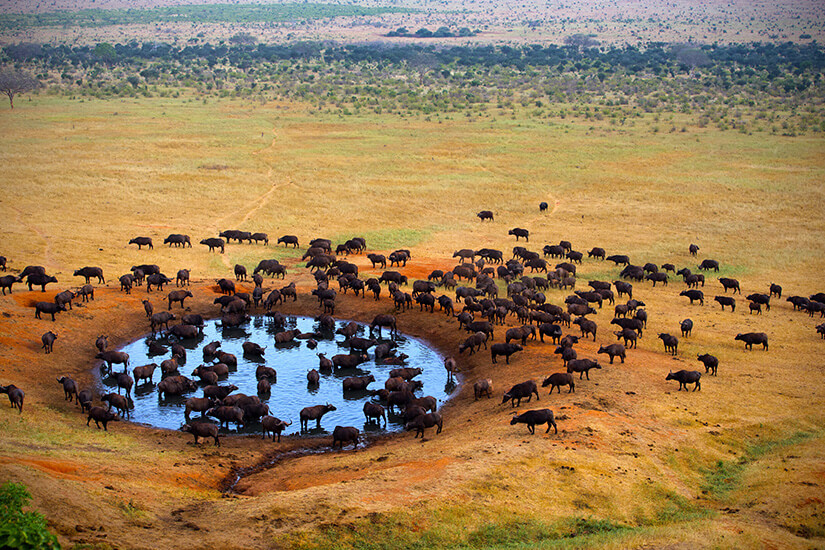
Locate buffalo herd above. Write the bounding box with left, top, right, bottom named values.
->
left=1, top=212, right=823, bottom=458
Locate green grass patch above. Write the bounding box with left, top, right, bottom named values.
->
left=331, top=227, right=441, bottom=252
left=284, top=508, right=656, bottom=549
left=700, top=430, right=818, bottom=500
left=0, top=4, right=413, bottom=30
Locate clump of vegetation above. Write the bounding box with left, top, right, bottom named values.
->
left=1, top=40, right=821, bottom=134
left=0, top=482, right=60, bottom=550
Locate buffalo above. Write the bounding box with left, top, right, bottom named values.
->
left=510, top=409, right=557, bottom=434
left=181, top=423, right=220, bottom=446
left=332, top=426, right=360, bottom=449
left=502, top=380, right=539, bottom=407
left=300, top=403, right=337, bottom=431
left=41, top=330, right=58, bottom=353
left=597, top=343, right=625, bottom=364
left=200, top=238, right=225, bottom=253
left=541, top=373, right=575, bottom=394
left=73, top=266, right=105, bottom=284
left=666, top=370, right=701, bottom=391
left=714, top=295, right=736, bottom=312
left=566, top=358, right=602, bottom=380
left=164, top=234, right=191, bottom=247
left=261, top=417, right=292, bottom=442
left=87, top=406, right=119, bottom=430
left=0, top=384, right=24, bottom=413
left=697, top=353, right=718, bottom=376
left=405, top=412, right=443, bottom=438
left=735, top=332, right=769, bottom=351
left=658, top=333, right=678, bottom=355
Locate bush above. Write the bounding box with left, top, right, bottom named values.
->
left=0, top=482, right=60, bottom=550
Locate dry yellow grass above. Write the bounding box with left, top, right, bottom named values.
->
left=0, top=94, right=823, bottom=549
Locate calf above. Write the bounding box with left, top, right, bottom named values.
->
left=501, top=380, right=539, bottom=407
left=473, top=379, right=493, bottom=400
left=746, top=293, right=771, bottom=311
left=769, top=283, right=782, bottom=298
left=541, top=372, right=575, bottom=394
left=510, top=409, right=557, bottom=434
left=614, top=328, right=638, bottom=348
left=658, top=333, right=678, bottom=355
left=666, top=370, right=701, bottom=391
left=697, top=353, right=718, bottom=376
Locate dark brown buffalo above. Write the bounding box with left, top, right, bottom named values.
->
left=96, top=350, right=129, bottom=372
left=597, top=343, right=626, bottom=364
left=56, top=376, right=78, bottom=402
left=167, top=289, right=193, bottom=310
left=34, top=301, right=65, bottom=321
left=87, top=406, right=119, bottom=430
left=735, top=332, right=769, bottom=350
left=207, top=405, right=245, bottom=429
left=133, top=363, right=157, bottom=385
left=299, top=403, right=337, bottom=431
left=405, top=412, right=443, bottom=438
left=73, top=266, right=105, bottom=284
left=200, top=238, right=225, bottom=253
left=363, top=402, right=386, bottom=425
left=181, top=422, right=220, bottom=446
left=261, top=416, right=292, bottom=442
left=157, top=375, right=198, bottom=399
left=541, top=373, right=575, bottom=394
left=129, top=236, right=153, bottom=249
left=332, top=426, right=360, bottom=449
left=502, top=380, right=539, bottom=407
left=0, top=384, right=24, bottom=413
left=41, top=330, right=57, bottom=353
left=510, top=409, right=557, bottom=434
left=666, top=370, right=701, bottom=391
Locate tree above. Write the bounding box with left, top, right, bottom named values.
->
left=0, top=67, right=40, bottom=109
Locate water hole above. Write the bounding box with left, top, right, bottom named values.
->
left=98, top=315, right=455, bottom=437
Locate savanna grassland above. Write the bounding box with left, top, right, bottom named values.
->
left=1, top=0, right=825, bottom=548
left=0, top=92, right=823, bottom=549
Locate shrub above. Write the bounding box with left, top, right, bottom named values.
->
left=0, top=482, right=60, bottom=550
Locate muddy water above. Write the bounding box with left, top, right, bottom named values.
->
left=99, top=315, right=454, bottom=436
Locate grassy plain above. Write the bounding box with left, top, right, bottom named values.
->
left=0, top=94, right=824, bottom=549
